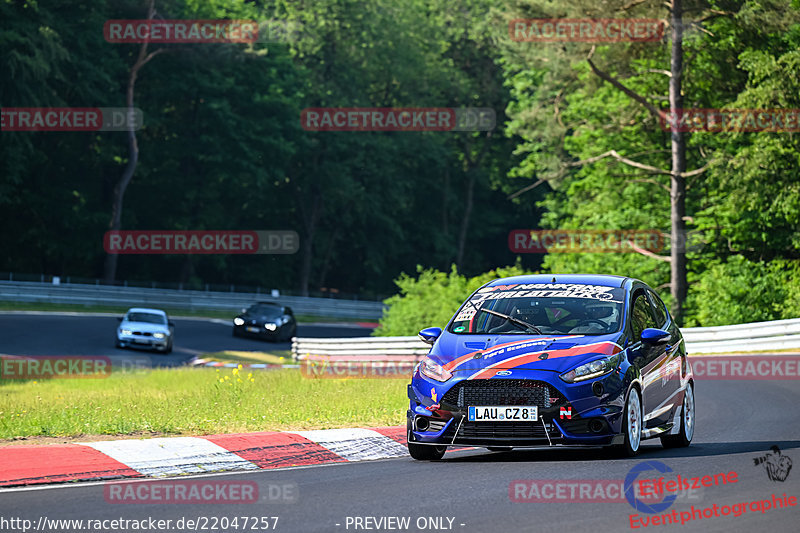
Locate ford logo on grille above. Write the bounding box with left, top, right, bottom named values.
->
left=496, top=370, right=512, bottom=376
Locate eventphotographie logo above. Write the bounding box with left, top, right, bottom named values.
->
left=754, top=446, right=793, bottom=482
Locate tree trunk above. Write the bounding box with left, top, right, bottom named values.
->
left=669, top=0, right=687, bottom=324
left=102, top=0, right=161, bottom=284
left=456, top=171, right=475, bottom=269
left=298, top=189, right=322, bottom=297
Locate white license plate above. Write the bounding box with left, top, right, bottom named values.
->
left=246, top=327, right=260, bottom=333
left=468, top=406, right=538, bottom=422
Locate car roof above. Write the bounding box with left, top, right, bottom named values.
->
left=253, top=301, right=281, bottom=307
left=482, top=273, right=630, bottom=288
left=125, top=308, right=167, bottom=316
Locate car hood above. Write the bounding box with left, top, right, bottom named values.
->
left=120, top=321, right=169, bottom=333
left=241, top=314, right=281, bottom=323
left=427, top=333, right=624, bottom=375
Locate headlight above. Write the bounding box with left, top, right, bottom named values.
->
left=264, top=323, right=277, bottom=331
left=560, top=353, right=621, bottom=383
left=420, top=358, right=452, bottom=382
left=120, top=329, right=133, bottom=336
left=153, top=332, right=166, bottom=339
left=233, top=317, right=245, bottom=326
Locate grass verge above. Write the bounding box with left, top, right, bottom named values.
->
left=200, top=350, right=292, bottom=365
left=0, top=367, right=407, bottom=442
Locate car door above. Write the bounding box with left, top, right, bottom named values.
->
left=628, top=289, right=668, bottom=429
left=646, top=288, right=682, bottom=427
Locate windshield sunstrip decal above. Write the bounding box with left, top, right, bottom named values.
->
left=473, top=283, right=623, bottom=303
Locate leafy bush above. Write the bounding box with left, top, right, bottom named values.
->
left=374, top=263, right=532, bottom=336
left=684, top=256, right=800, bottom=326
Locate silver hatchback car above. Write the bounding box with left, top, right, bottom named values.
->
left=116, top=308, right=174, bottom=353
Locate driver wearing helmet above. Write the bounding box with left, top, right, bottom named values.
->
left=488, top=302, right=544, bottom=334
left=575, top=302, right=619, bottom=333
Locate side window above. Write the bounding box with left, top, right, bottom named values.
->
left=630, top=292, right=657, bottom=339
left=647, top=289, right=668, bottom=327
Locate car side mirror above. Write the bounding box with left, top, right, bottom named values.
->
left=418, top=327, right=442, bottom=345
left=117, top=317, right=123, bottom=322
left=641, top=328, right=670, bottom=344
left=168, top=321, right=175, bottom=328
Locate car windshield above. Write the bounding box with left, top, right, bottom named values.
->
left=126, top=312, right=166, bottom=325
left=248, top=305, right=282, bottom=317
left=448, top=283, right=624, bottom=335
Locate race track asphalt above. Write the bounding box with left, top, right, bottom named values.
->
left=1, top=377, right=799, bottom=532
left=0, top=312, right=373, bottom=367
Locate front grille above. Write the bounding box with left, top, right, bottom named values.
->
left=442, top=379, right=562, bottom=409
left=459, top=421, right=558, bottom=440
left=132, top=331, right=153, bottom=337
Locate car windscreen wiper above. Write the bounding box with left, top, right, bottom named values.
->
left=465, top=299, right=544, bottom=334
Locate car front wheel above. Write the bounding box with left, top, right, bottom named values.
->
left=617, top=387, right=642, bottom=457
left=408, top=442, right=446, bottom=461
left=661, top=383, right=694, bottom=448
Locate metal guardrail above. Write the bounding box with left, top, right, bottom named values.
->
left=292, top=318, right=800, bottom=360
left=0, top=280, right=385, bottom=320
left=681, top=317, right=800, bottom=354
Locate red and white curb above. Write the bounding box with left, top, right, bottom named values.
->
left=0, top=426, right=407, bottom=488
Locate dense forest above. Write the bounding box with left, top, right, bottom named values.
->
left=2, top=0, right=799, bottom=326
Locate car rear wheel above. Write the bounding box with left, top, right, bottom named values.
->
left=408, top=442, right=446, bottom=461
left=617, top=387, right=642, bottom=457
left=661, top=383, right=694, bottom=448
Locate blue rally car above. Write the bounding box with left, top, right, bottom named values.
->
left=407, top=274, right=694, bottom=460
